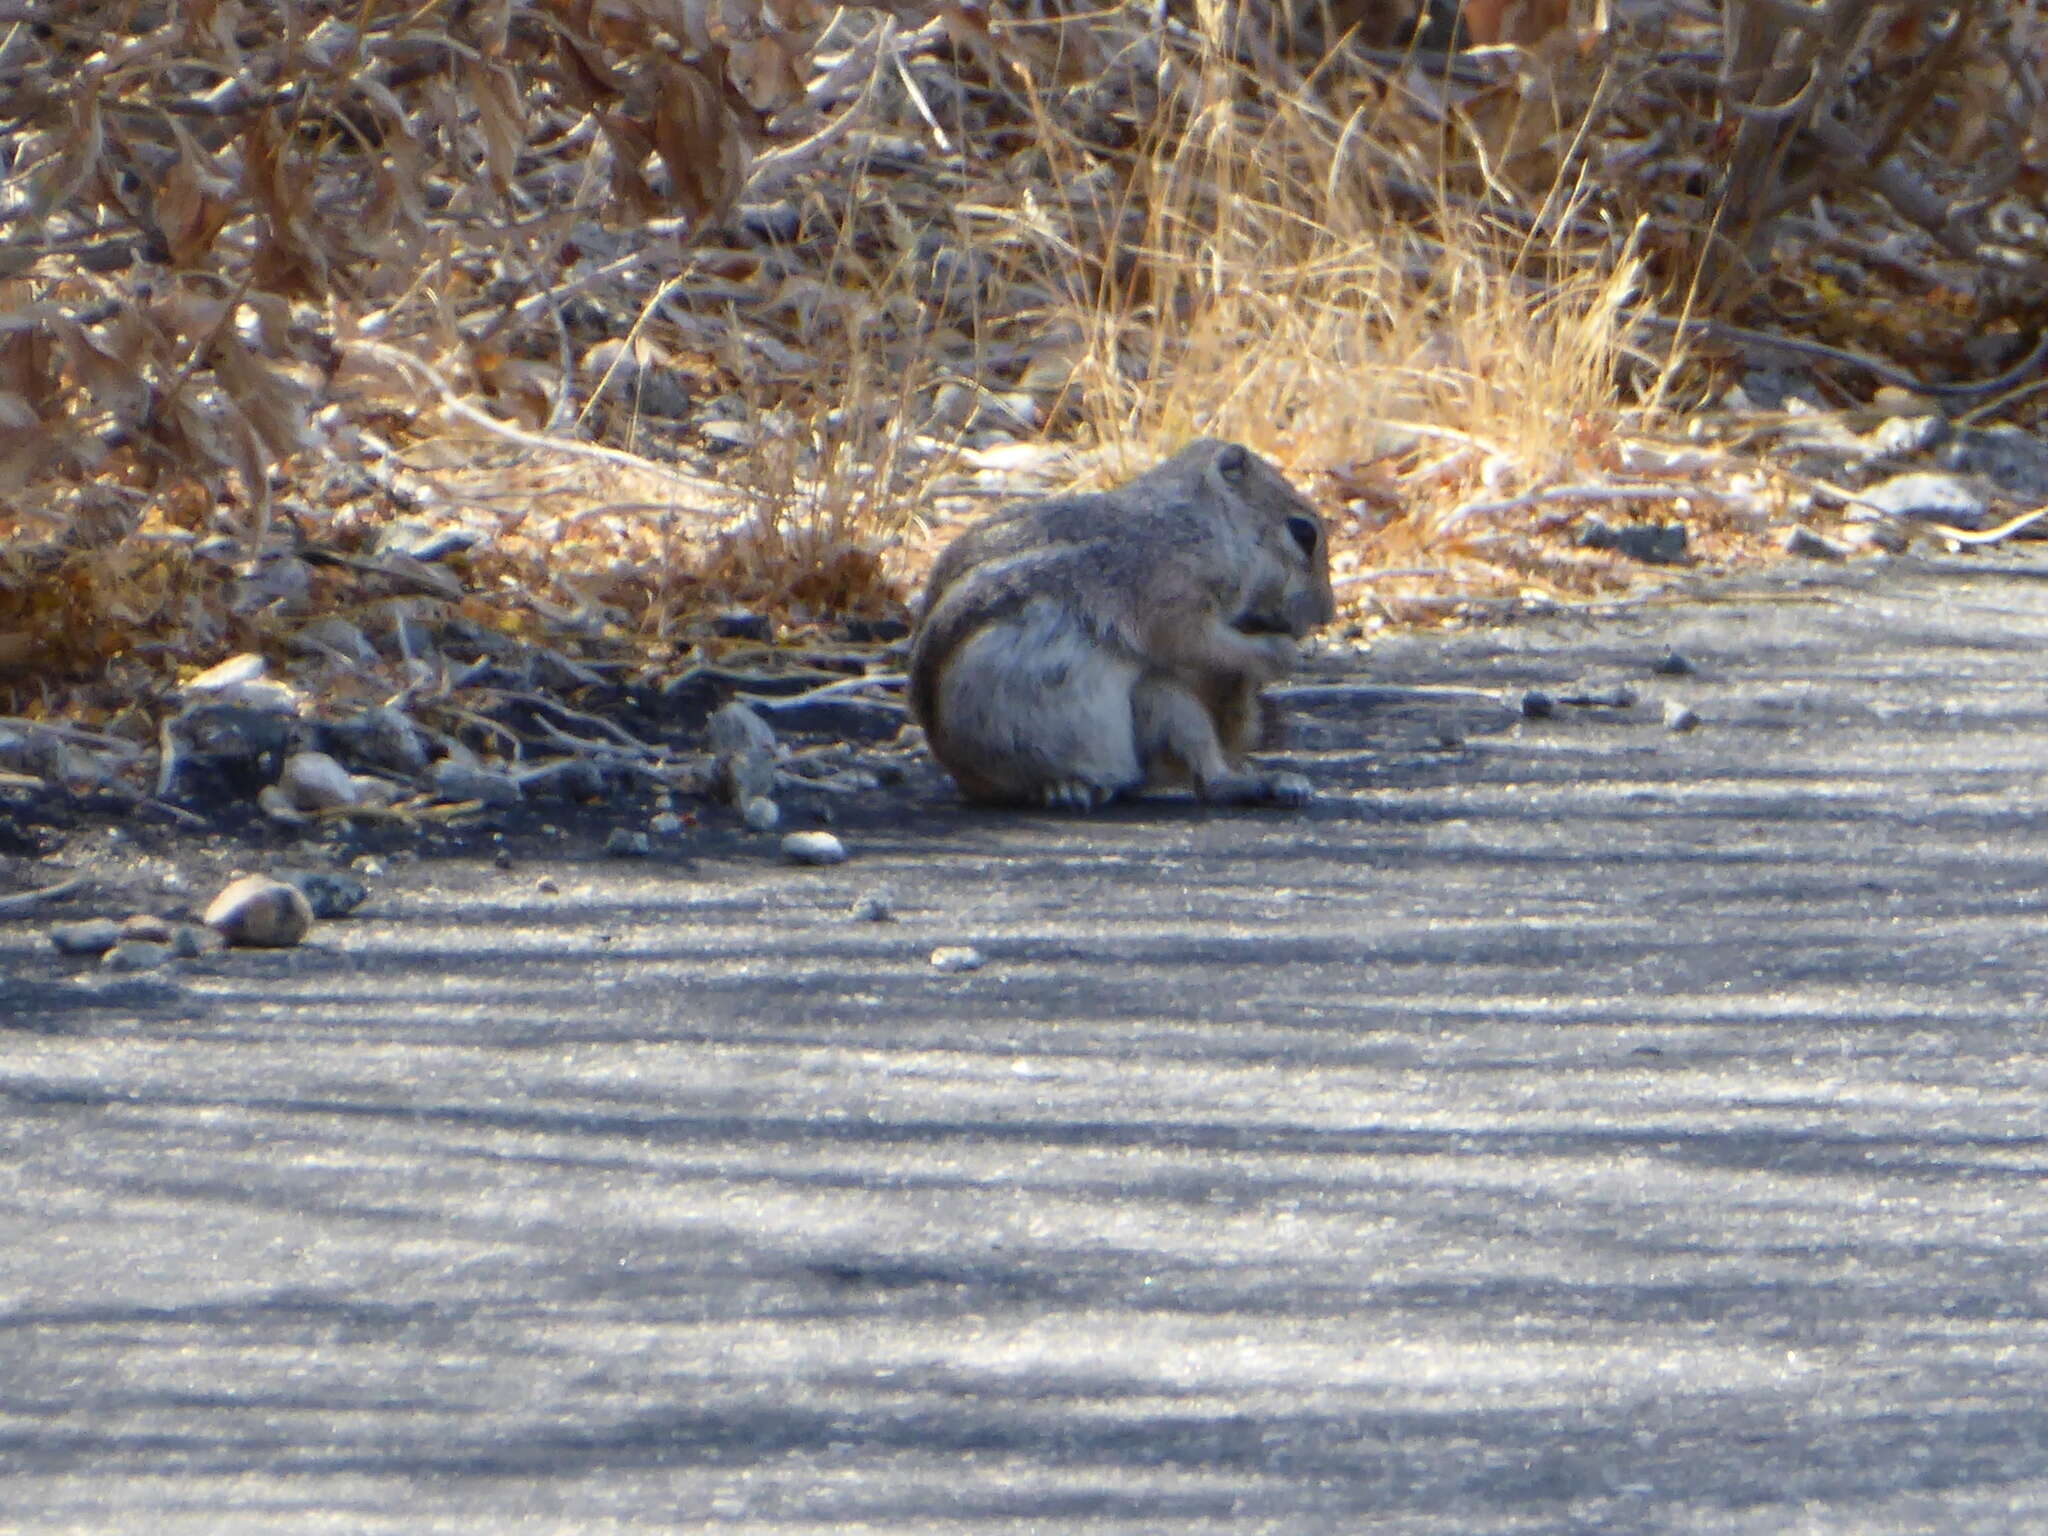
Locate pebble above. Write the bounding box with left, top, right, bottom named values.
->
left=1865, top=414, right=1950, bottom=460
left=1519, top=689, right=1558, bottom=720
left=182, top=653, right=269, bottom=693
left=325, top=704, right=432, bottom=775
left=1853, top=470, right=1992, bottom=528
left=120, top=914, right=175, bottom=943
left=279, top=750, right=361, bottom=811
left=605, top=828, right=653, bottom=858
left=102, top=939, right=172, bottom=972
left=781, top=830, right=847, bottom=866
left=649, top=811, right=683, bottom=836
left=170, top=924, right=219, bottom=959
left=1663, top=701, right=1701, bottom=732
left=710, top=702, right=778, bottom=805
left=1936, top=424, right=2048, bottom=502
left=49, top=918, right=121, bottom=957
left=1652, top=651, right=1695, bottom=676
left=535, top=876, right=560, bottom=894
left=203, top=874, right=315, bottom=948
left=849, top=889, right=895, bottom=922
left=742, top=795, right=781, bottom=832
left=929, top=945, right=984, bottom=973
left=285, top=870, right=369, bottom=919
left=429, top=759, right=523, bottom=807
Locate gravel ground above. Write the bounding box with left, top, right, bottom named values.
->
left=5, top=555, right=2048, bottom=1533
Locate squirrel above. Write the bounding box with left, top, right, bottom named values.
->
left=909, top=438, right=1335, bottom=810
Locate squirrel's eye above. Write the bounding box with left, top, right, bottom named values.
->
left=1285, top=515, right=1319, bottom=557
left=1216, top=444, right=1249, bottom=479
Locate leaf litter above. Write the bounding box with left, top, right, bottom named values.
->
left=3, top=0, right=2048, bottom=853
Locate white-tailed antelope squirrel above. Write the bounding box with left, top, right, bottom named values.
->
left=910, top=439, right=1335, bottom=810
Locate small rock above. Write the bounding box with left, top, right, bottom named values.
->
left=1864, top=415, right=1950, bottom=460
left=1519, top=689, right=1557, bottom=720
left=535, top=876, right=560, bottom=895
left=1577, top=516, right=1688, bottom=564
left=849, top=889, right=895, bottom=922
left=49, top=918, right=121, bottom=957
left=515, top=758, right=607, bottom=801
left=649, top=810, right=683, bottom=836
left=102, top=939, right=172, bottom=973
left=781, top=830, right=846, bottom=866
left=742, top=795, right=781, bottom=832
left=0, top=723, right=76, bottom=781
left=279, top=750, right=361, bottom=812
left=203, top=874, right=315, bottom=948
left=429, top=759, right=523, bottom=807
left=929, top=945, right=984, bottom=973
left=1652, top=651, right=1694, bottom=676
left=604, top=828, right=653, bottom=858
left=284, top=870, right=369, bottom=919
left=182, top=653, right=269, bottom=694
left=709, top=702, right=778, bottom=806
left=1853, top=470, right=1992, bottom=528
left=1436, top=726, right=1467, bottom=750
left=1663, top=701, right=1701, bottom=732
left=1782, top=526, right=1848, bottom=560
left=325, top=705, right=432, bottom=775
left=119, top=914, right=175, bottom=943
left=494, top=849, right=514, bottom=871
left=163, top=703, right=295, bottom=800
left=170, top=924, right=220, bottom=959
left=1937, top=425, right=2048, bottom=502
left=352, top=855, right=387, bottom=877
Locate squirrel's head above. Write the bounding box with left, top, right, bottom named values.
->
left=1206, top=442, right=1337, bottom=640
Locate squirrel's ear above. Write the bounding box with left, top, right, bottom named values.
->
left=1215, top=443, right=1250, bottom=480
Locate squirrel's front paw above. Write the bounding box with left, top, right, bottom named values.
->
left=1197, top=768, right=1313, bottom=808
left=1041, top=779, right=1114, bottom=812
left=1261, top=770, right=1313, bottom=807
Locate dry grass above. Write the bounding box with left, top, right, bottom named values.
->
left=2, top=0, right=2040, bottom=723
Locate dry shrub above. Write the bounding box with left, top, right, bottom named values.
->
left=5, top=0, right=2045, bottom=716
left=983, top=10, right=1669, bottom=619
left=0, top=0, right=834, bottom=695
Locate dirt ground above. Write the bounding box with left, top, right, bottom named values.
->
left=5, top=552, right=2048, bottom=1533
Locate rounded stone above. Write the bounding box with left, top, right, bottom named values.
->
left=203, top=875, right=315, bottom=948
left=781, top=830, right=846, bottom=866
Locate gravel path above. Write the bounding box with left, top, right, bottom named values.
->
left=6, top=557, right=2048, bottom=1533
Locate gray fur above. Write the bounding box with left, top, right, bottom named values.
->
left=909, top=439, right=1336, bottom=810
